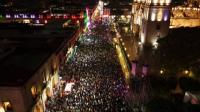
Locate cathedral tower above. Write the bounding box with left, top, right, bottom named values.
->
left=133, top=0, right=171, bottom=46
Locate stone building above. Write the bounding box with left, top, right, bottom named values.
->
left=132, top=0, right=171, bottom=46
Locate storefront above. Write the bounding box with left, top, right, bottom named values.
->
left=32, top=72, right=59, bottom=112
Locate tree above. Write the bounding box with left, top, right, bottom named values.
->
left=154, top=27, right=200, bottom=76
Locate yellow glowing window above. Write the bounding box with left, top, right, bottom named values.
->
left=151, top=12, right=156, bottom=21
left=31, top=86, right=37, bottom=97
left=160, top=0, right=164, bottom=5
left=165, top=0, right=171, bottom=4
left=157, top=9, right=163, bottom=21
left=153, top=0, right=158, bottom=4
left=146, top=0, right=151, bottom=4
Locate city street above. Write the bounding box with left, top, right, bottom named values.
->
left=1, top=0, right=200, bottom=112
left=45, top=19, right=133, bottom=112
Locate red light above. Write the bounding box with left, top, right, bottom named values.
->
left=72, top=15, right=76, bottom=19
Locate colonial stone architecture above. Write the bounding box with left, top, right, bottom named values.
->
left=170, top=6, right=200, bottom=28
left=0, top=22, right=80, bottom=112
left=132, top=0, right=171, bottom=46
left=132, top=0, right=200, bottom=46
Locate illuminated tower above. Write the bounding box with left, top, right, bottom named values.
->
left=141, top=0, right=171, bottom=46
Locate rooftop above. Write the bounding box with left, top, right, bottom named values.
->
left=0, top=25, right=76, bottom=86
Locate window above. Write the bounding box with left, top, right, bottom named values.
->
left=151, top=9, right=156, bottom=21
left=157, top=8, right=163, bottom=21
left=31, top=86, right=37, bottom=97
left=165, top=0, right=171, bottom=5
left=160, top=0, right=164, bottom=5
left=153, top=0, right=158, bottom=4
left=164, top=9, right=169, bottom=21
left=164, top=15, right=168, bottom=21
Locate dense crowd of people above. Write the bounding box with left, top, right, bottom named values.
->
left=45, top=20, right=132, bottom=112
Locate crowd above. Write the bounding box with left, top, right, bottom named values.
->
left=45, top=20, right=132, bottom=112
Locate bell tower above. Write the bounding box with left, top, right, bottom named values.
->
left=140, top=0, right=171, bottom=46
left=132, top=0, right=172, bottom=46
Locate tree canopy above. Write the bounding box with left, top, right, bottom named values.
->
left=155, top=27, right=200, bottom=76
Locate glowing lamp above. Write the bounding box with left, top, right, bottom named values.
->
left=160, top=70, right=164, bottom=74
left=184, top=70, right=189, bottom=75
left=44, top=20, right=48, bottom=24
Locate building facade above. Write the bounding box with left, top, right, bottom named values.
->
left=132, top=0, right=171, bottom=46
left=0, top=36, right=68, bottom=112
left=0, top=53, right=60, bottom=112
left=0, top=26, right=80, bottom=112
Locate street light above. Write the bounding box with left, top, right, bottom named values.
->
left=160, top=69, right=164, bottom=74
left=184, top=70, right=189, bottom=75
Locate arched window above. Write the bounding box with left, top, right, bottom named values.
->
left=157, top=8, right=163, bottom=21
left=153, top=0, right=158, bottom=4
left=160, top=0, right=164, bottom=5
left=151, top=10, right=156, bottom=21
left=164, top=9, right=169, bottom=21
left=165, top=0, right=171, bottom=5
